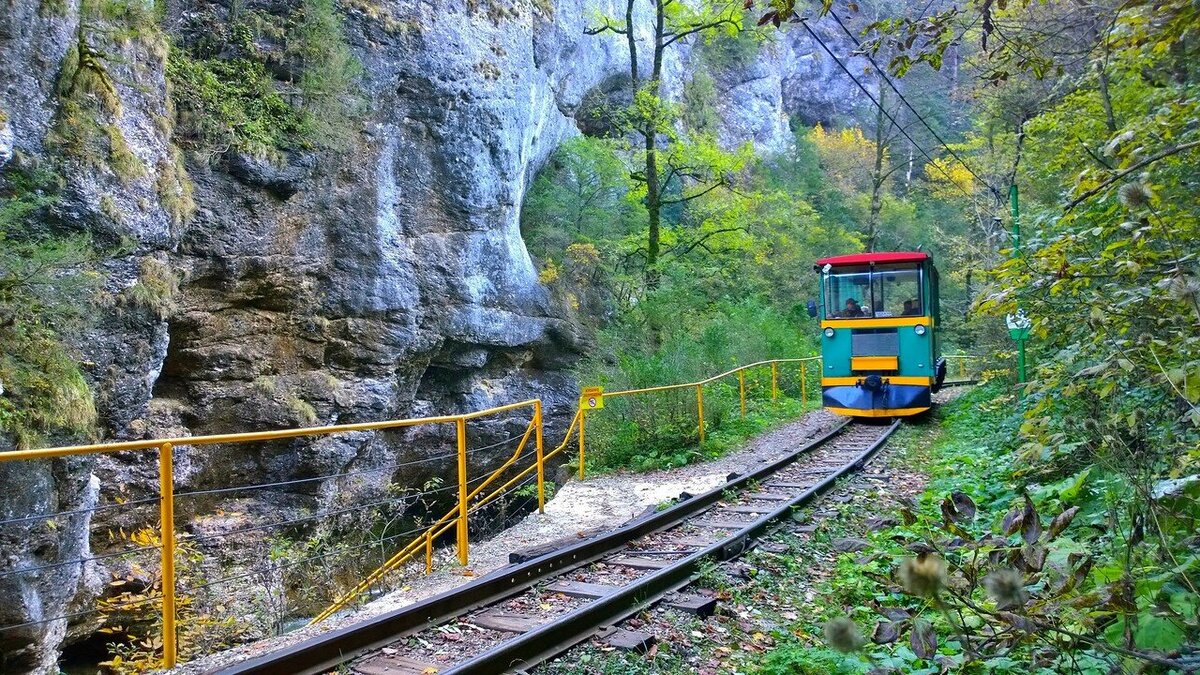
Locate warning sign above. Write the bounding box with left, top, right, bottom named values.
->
left=580, top=386, right=604, bottom=410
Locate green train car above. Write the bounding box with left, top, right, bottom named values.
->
left=810, top=252, right=946, bottom=417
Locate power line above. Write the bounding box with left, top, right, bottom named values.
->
left=827, top=9, right=1002, bottom=201
left=797, top=18, right=987, bottom=206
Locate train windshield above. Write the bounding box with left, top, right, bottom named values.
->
left=824, top=263, right=923, bottom=319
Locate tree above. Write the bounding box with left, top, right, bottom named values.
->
left=587, top=0, right=743, bottom=286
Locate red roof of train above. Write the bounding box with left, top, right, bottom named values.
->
left=815, top=251, right=930, bottom=266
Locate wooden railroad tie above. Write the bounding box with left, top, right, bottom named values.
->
left=691, top=518, right=754, bottom=530
left=545, top=580, right=619, bottom=599
left=470, top=610, right=543, bottom=633
left=605, top=555, right=671, bottom=570
left=665, top=593, right=718, bottom=618
left=721, top=504, right=774, bottom=515
left=747, top=492, right=792, bottom=501
left=354, top=655, right=442, bottom=675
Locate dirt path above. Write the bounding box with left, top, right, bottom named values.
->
left=176, top=407, right=843, bottom=673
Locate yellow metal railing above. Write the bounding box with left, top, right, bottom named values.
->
left=308, top=402, right=575, bottom=624
left=577, top=357, right=823, bottom=479
left=0, top=399, right=543, bottom=669
left=3, top=353, right=873, bottom=668
left=315, top=357, right=825, bottom=623
left=943, top=353, right=978, bottom=380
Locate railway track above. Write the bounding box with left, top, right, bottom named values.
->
left=218, top=417, right=900, bottom=675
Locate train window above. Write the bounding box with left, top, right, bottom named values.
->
left=872, top=264, right=923, bottom=317
left=823, top=263, right=923, bottom=319
left=824, top=266, right=872, bottom=318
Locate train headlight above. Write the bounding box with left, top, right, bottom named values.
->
left=914, top=324, right=927, bottom=336
left=824, top=327, right=835, bottom=338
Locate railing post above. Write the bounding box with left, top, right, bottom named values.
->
left=696, top=385, right=705, bottom=444
left=578, top=411, right=586, bottom=481
left=425, top=531, right=433, bottom=574
left=158, top=442, right=177, bottom=669
left=534, top=401, right=545, bottom=513
left=801, top=361, right=808, bottom=403
left=771, top=362, right=778, bottom=401
left=738, top=370, right=746, bottom=417
left=455, top=418, right=469, bottom=566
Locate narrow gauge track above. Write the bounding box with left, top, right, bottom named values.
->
left=219, top=418, right=900, bottom=675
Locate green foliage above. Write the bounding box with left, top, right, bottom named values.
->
left=796, top=385, right=1200, bottom=672
left=759, top=643, right=869, bottom=675
left=119, top=256, right=179, bottom=319
left=168, top=52, right=307, bottom=158
left=579, top=298, right=819, bottom=472
left=681, top=70, right=719, bottom=136
left=289, top=0, right=365, bottom=150
left=697, top=27, right=761, bottom=71
left=0, top=162, right=99, bottom=447
left=168, top=0, right=362, bottom=157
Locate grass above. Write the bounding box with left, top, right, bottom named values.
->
left=585, top=394, right=819, bottom=474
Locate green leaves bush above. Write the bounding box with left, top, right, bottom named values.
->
left=168, top=0, right=362, bottom=158
left=0, top=163, right=100, bottom=446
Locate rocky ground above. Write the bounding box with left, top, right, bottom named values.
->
left=173, top=407, right=843, bottom=672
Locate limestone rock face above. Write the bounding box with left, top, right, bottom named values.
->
left=0, top=0, right=866, bottom=668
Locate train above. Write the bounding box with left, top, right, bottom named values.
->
left=809, top=251, right=946, bottom=417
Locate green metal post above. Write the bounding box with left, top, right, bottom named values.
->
left=1011, top=184, right=1028, bottom=388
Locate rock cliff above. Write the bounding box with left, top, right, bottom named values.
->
left=0, top=0, right=865, bottom=668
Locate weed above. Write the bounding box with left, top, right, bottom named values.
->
left=120, top=256, right=179, bottom=319
left=252, top=376, right=277, bottom=396
left=286, top=396, right=318, bottom=425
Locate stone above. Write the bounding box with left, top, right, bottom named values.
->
left=832, top=537, right=871, bottom=552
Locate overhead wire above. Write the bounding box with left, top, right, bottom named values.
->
left=826, top=8, right=1002, bottom=201
left=797, top=16, right=990, bottom=206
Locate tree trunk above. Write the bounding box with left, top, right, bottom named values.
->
left=867, top=86, right=887, bottom=252
left=642, top=0, right=667, bottom=287
left=1097, top=62, right=1116, bottom=134
left=645, top=130, right=661, bottom=286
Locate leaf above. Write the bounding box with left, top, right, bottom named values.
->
left=1022, top=543, right=1047, bottom=572
left=872, top=620, right=901, bottom=644
left=910, top=618, right=937, bottom=659
left=877, top=606, right=912, bottom=622
left=1002, top=505, right=1024, bottom=535
left=1021, top=495, right=1041, bottom=544
left=952, top=492, right=976, bottom=521
left=1048, top=506, right=1080, bottom=540
left=997, top=611, right=1035, bottom=632
left=1133, top=616, right=1185, bottom=651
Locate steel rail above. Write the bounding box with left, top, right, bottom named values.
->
left=447, top=419, right=901, bottom=674
left=216, top=416, right=889, bottom=675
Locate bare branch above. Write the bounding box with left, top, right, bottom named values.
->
left=666, top=226, right=748, bottom=257
left=660, top=180, right=729, bottom=205
left=1064, top=140, right=1200, bottom=212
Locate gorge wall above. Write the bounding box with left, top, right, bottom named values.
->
left=0, top=0, right=866, bottom=669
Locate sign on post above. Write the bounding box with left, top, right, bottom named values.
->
left=1006, top=309, right=1031, bottom=342
left=580, top=386, right=604, bottom=410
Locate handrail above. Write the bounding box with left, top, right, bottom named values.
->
left=0, top=398, right=542, bottom=669
left=0, top=355, right=860, bottom=665
left=604, top=357, right=821, bottom=398
left=309, top=407, right=582, bottom=625
left=1, top=398, right=542, bottom=462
